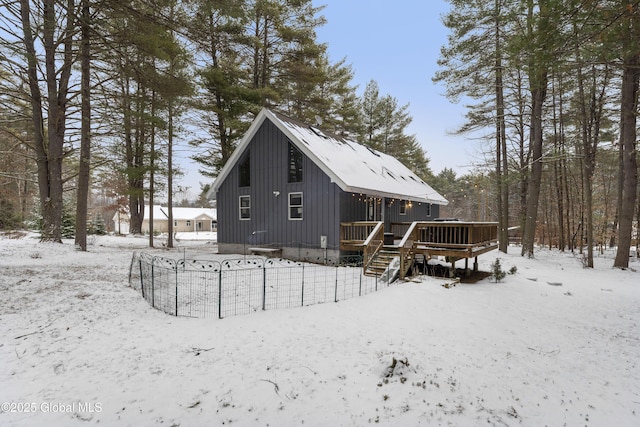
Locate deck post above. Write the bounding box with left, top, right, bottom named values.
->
left=449, top=258, right=456, bottom=278
left=474, top=256, right=479, bottom=272
left=464, top=258, right=470, bottom=277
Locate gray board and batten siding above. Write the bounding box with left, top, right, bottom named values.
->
left=216, top=119, right=343, bottom=260
left=214, top=109, right=447, bottom=262
left=339, top=192, right=440, bottom=225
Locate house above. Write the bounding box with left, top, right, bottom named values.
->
left=210, top=108, right=448, bottom=262
left=113, top=205, right=217, bottom=235
left=112, top=208, right=130, bottom=235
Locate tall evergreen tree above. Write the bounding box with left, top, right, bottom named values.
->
left=358, top=80, right=431, bottom=180
left=436, top=0, right=517, bottom=252
left=14, top=0, right=78, bottom=242
left=188, top=0, right=262, bottom=177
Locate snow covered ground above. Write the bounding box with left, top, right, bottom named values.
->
left=1, top=232, right=639, bottom=426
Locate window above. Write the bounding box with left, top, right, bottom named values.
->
left=367, top=198, right=379, bottom=221
left=288, top=192, right=303, bottom=220
left=400, top=200, right=407, bottom=215
left=426, top=203, right=432, bottom=217
left=239, top=196, right=251, bottom=220
left=288, top=142, right=303, bottom=183
left=186, top=220, right=191, bottom=227
left=239, top=154, right=250, bottom=187
left=174, top=220, right=177, bottom=226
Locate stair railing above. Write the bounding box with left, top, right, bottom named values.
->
left=362, top=222, right=384, bottom=274
left=398, top=222, right=420, bottom=279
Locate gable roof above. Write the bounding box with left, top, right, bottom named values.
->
left=143, top=206, right=217, bottom=221
left=212, top=108, right=448, bottom=205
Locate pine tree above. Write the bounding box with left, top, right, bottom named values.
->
left=358, top=80, right=431, bottom=180
left=188, top=0, right=263, bottom=177
left=8, top=0, right=79, bottom=243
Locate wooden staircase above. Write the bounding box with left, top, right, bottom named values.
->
left=364, top=247, right=400, bottom=277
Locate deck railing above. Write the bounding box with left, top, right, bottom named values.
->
left=340, top=220, right=499, bottom=280
left=339, top=221, right=384, bottom=275
left=415, top=221, right=498, bottom=248
left=397, top=221, right=498, bottom=278
left=340, top=221, right=380, bottom=247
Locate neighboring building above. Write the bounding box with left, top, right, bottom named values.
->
left=113, top=205, right=217, bottom=235
left=112, top=208, right=130, bottom=235
left=210, top=108, right=448, bottom=261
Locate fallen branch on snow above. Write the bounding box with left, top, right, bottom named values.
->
left=259, top=379, right=280, bottom=396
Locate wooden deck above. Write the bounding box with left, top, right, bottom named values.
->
left=405, top=221, right=498, bottom=257
left=341, top=221, right=499, bottom=279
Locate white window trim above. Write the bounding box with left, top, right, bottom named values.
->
left=426, top=203, right=432, bottom=217
left=288, top=192, right=303, bottom=220
left=399, top=200, right=407, bottom=215
left=239, top=195, right=251, bottom=220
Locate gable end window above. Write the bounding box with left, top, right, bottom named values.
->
left=288, top=142, right=303, bottom=183
left=239, top=154, right=250, bottom=187
left=239, top=195, right=251, bottom=220
left=288, top=192, right=303, bottom=220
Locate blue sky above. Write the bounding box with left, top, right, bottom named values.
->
left=314, top=0, right=478, bottom=176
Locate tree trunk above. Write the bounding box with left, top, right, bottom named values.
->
left=614, top=53, right=639, bottom=268
left=495, top=0, right=508, bottom=253
left=551, top=74, right=565, bottom=251
left=521, top=82, right=547, bottom=257
left=75, top=0, right=91, bottom=251
left=148, top=90, right=156, bottom=248
left=128, top=80, right=146, bottom=235
left=167, top=100, right=175, bottom=249
left=20, top=0, right=75, bottom=243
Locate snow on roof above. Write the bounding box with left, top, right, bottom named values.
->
left=144, top=206, right=217, bottom=221
left=212, top=108, right=448, bottom=205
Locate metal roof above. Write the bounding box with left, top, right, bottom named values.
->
left=211, top=108, right=448, bottom=205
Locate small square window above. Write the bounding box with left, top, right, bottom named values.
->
left=288, top=192, right=303, bottom=220
left=239, top=195, right=251, bottom=220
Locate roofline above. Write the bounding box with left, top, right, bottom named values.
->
left=211, top=108, right=448, bottom=205
left=211, top=108, right=354, bottom=194
left=211, top=108, right=271, bottom=193
left=267, top=110, right=353, bottom=192
left=344, top=186, right=449, bottom=206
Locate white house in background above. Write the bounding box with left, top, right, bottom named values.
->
left=113, top=206, right=217, bottom=235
